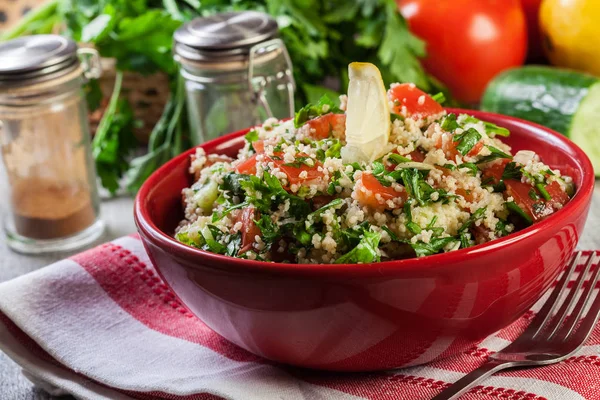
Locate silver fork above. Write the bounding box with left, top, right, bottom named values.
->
left=433, top=251, right=600, bottom=400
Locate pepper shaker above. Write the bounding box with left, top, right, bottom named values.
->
left=0, top=35, right=104, bottom=254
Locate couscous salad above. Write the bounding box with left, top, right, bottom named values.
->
left=175, top=63, right=574, bottom=264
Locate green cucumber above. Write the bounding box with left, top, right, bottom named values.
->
left=481, top=66, right=600, bottom=176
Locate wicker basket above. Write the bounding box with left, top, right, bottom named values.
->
left=0, top=0, right=170, bottom=143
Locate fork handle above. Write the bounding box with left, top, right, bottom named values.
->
left=431, top=359, right=511, bottom=400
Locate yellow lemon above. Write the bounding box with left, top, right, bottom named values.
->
left=341, top=62, right=391, bottom=164
left=540, top=0, right=600, bottom=76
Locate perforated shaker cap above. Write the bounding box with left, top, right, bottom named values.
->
left=173, top=11, right=279, bottom=62
left=0, top=35, right=79, bottom=88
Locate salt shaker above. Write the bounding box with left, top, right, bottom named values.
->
left=0, top=35, right=104, bottom=254
left=173, top=11, right=295, bottom=144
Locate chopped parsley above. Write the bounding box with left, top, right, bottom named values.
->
left=453, top=128, right=482, bottom=156
left=294, top=95, right=343, bottom=128
left=476, top=146, right=512, bottom=165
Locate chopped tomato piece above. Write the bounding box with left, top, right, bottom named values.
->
left=234, top=207, right=261, bottom=254
left=311, top=195, right=336, bottom=210
left=481, top=159, right=510, bottom=184
left=388, top=83, right=443, bottom=119
left=355, top=173, right=407, bottom=210
left=252, top=140, right=265, bottom=153
left=455, top=188, right=475, bottom=203
left=408, top=149, right=426, bottom=162
left=505, top=179, right=554, bottom=222
left=268, top=156, right=324, bottom=186
left=545, top=181, right=570, bottom=209
left=235, top=155, right=258, bottom=175
left=306, top=113, right=346, bottom=139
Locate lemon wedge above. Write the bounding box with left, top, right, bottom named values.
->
left=341, top=62, right=391, bottom=164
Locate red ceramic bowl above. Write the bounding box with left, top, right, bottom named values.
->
left=135, top=109, right=594, bottom=371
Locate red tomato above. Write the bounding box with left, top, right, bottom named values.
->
left=520, top=0, right=544, bottom=61
left=306, top=113, right=346, bottom=139
left=388, top=83, right=443, bottom=118
left=267, top=156, right=324, bottom=186
left=252, top=140, right=265, bottom=153
left=235, top=207, right=261, bottom=254
left=355, top=173, right=407, bottom=210
left=408, top=149, right=426, bottom=162
left=398, top=0, right=527, bottom=103
left=481, top=159, right=510, bottom=184
left=235, top=155, right=258, bottom=175
left=505, top=179, right=552, bottom=221
left=505, top=179, right=569, bottom=222
left=545, top=180, right=569, bottom=209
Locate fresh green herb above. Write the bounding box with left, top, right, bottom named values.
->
left=400, top=168, right=452, bottom=206
left=410, top=237, right=457, bottom=257
left=225, top=233, right=242, bottom=257
left=442, top=163, right=457, bottom=171
left=476, top=146, right=512, bottom=165
left=431, top=92, right=446, bottom=104
left=536, top=183, right=551, bottom=201
left=463, top=116, right=510, bottom=137
left=294, top=95, right=343, bottom=127
left=212, top=202, right=249, bottom=222
left=529, top=189, right=540, bottom=200
left=453, top=128, right=482, bottom=156
left=220, top=173, right=250, bottom=198
left=316, top=149, right=326, bottom=162
left=335, top=229, right=381, bottom=264
left=381, top=225, right=400, bottom=241
left=440, top=113, right=459, bottom=132
left=388, top=153, right=412, bottom=164
left=347, top=162, right=363, bottom=172
left=502, top=162, right=522, bottom=181
left=403, top=200, right=421, bottom=235
left=495, top=219, right=510, bottom=237
left=255, top=215, right=279, bottom=244
left=92, top=72, right=137, bottom=194
left=175, top=231, right=203, bottom=248
left=506, top=201, right=533, bottom=225
left=458, top=207, right=486, bottom=234
left=325, top=139, right=343, bottom=158
left=391, top=113, right=405, bottom=122
left=309, top=199, right=344, bottom=220
left=459, top=232, right=473, bottom=249
left=484, top=122, right=510, bottom=137
left=458, top=163, right=478, bottom=177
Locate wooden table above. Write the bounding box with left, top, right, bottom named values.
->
left=1, top=185, right=599, bottom=399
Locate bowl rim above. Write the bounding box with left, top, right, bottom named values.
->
left=134, top=108, right=595, bottom=275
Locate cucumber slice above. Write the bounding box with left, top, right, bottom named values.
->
left=481, top=66, right=600, bottom=176
left=569, top=82, right=600, bottom=175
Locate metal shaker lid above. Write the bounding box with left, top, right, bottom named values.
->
left=174, top=11, right=279, bottom=62
left=0, top=35, right=79, bottom=88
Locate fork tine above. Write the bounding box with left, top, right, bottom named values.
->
left=527, top=252, right=581, bottom=339
left=546, top=253, right=596, bottom=339
left=554, top=253, right=600, bottom=343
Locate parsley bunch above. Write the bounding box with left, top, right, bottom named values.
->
left=3, top=0, right=435, bottom=195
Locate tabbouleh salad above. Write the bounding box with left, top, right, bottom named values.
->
left=175, top=76, right=574, bottom=264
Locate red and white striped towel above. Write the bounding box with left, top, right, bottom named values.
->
left=0, top=235, right=599, bottom=400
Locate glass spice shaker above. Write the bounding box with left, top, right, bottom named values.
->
left=0, top=35, right=105, bottom=254
left=173, top=11, right=296, bottom=144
